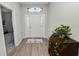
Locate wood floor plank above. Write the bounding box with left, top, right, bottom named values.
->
left=12, top=39, right=49, bottom=56
left=38, top=43, right=44, bottom=56
left=31, top=43, right=39, bottom=56
left=25, top=43, right=32, bottom=56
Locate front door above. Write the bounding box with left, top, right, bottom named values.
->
left=25, top=13, right=45, bottom=38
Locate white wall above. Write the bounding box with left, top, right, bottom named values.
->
left=48, top=2, right=79, bottom=42
left=0, top=7, right=6, bottom=56
left=0, top=2, right=23, bottom=55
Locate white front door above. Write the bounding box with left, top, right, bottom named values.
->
left=25, top=13, right=45, bottom=38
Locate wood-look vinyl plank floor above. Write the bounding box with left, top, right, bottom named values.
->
left=13, top=39, right=49, bottom=56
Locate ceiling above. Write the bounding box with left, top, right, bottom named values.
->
left=19, top=2, right=50, bottom=6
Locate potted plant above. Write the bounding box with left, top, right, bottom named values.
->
left=54, top=24, right=72, bottom=43
left=49, top=24, right=72, bottom=56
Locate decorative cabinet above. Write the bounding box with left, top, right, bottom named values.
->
left=48, top=34, right=79, bottom=56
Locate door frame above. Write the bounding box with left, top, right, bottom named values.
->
left=0, top=4, right=15, bottom=55
left=25, top=13, right=46, bottom=38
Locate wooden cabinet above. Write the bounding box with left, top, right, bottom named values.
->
left=48, top=34, right=79, bottom=56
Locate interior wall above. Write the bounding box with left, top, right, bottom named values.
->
left=0, top=2, right=23, bottom=55
left=0, top=7, right=6, bottom=56
left=48, top=2, right=79, bottom=42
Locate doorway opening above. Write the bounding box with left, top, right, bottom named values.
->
left=1, top=6, right=15, bottom=55
left=25, top=13, right=45, bottom=43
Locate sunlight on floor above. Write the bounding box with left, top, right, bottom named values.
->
left=26, top=39, right=43, bottom=43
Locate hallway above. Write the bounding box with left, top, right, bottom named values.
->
left=13, top=39, right=49, bottom=56
left=0, top=2, right=79, bottom=56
